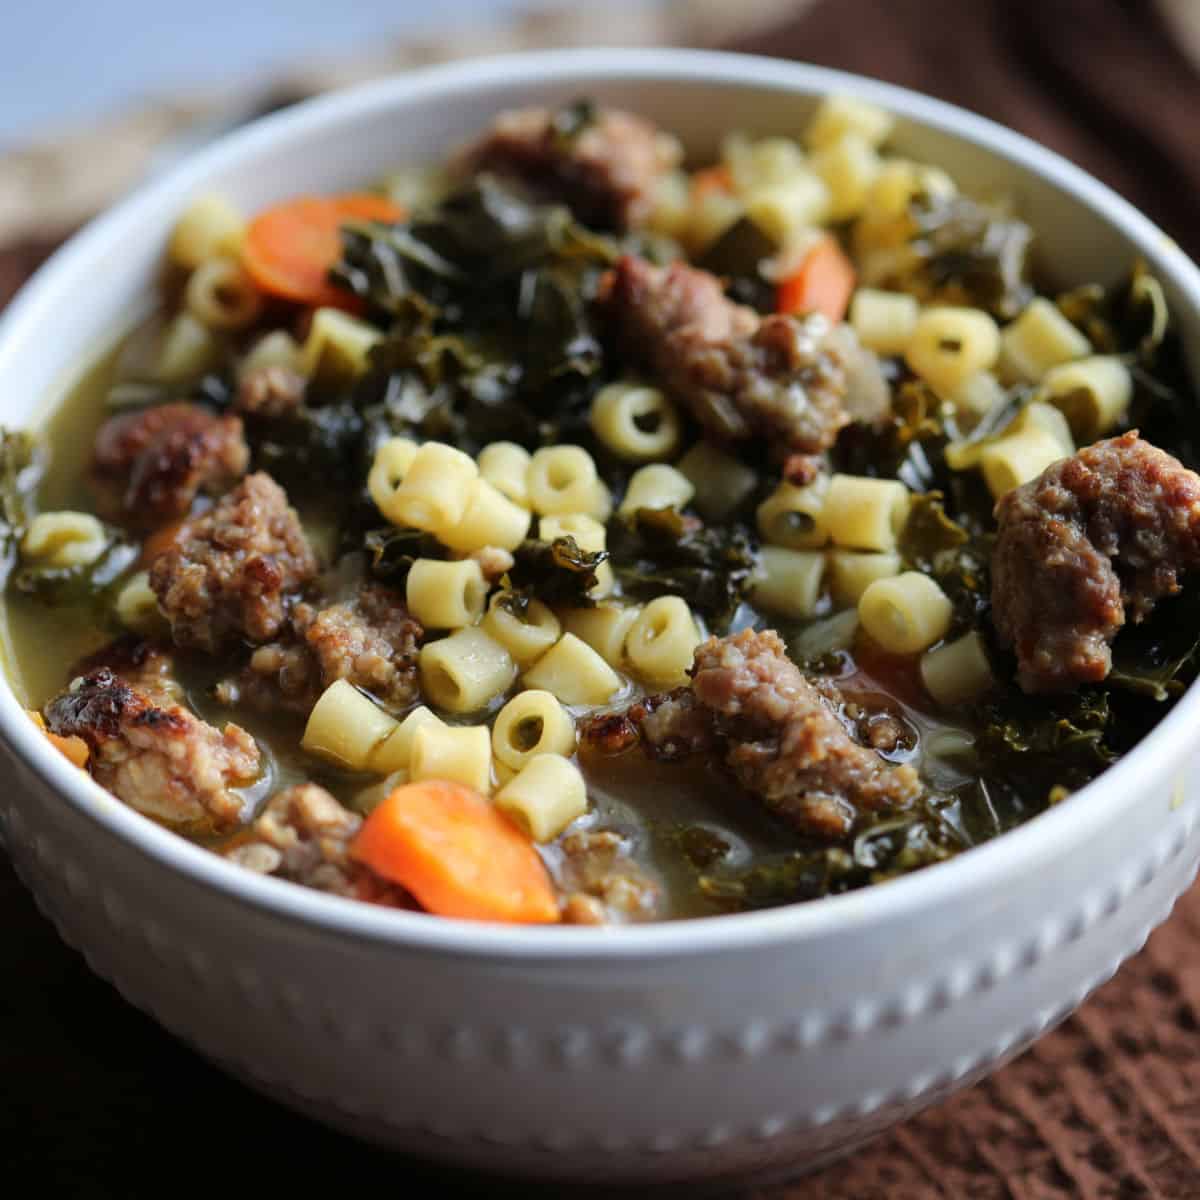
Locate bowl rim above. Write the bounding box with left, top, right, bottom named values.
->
left=2, top=46, right=1198, bottom=963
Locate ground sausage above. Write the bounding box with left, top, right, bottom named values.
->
left=583, top=629, right=921, bottom=838
left=597, top=255, right=850, bottom=453
left=992, top=432, right=1200, bottom=693
left=149, top=472, right=318, bottom=652
left=225, top=783, right=409, bottom=904
left=234, top=365, right=307, bottom=419
left=44, top=667, right=260, bottom=830
left=458, top=105, right=679, bottom=230
left=219, top=582, right=423, bottom=715
left=91, top=402, right=249, bottom=530
left=71, top=636, right=182, bottom=704
left=556, top=828, right=662, bottom=923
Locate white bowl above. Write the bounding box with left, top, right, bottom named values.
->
left=2, top=49, right=1200, bottom=1186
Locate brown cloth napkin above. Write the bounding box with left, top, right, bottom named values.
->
left=5, top=2, right=1200, bottom=1198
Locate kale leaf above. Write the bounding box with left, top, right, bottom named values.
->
left=327, top=177, right=618, bottom=457
left=506, top=536, right=609, bottom=608
left=361, top=526, right=443, bottom=587
left=899, top=193, right=1035, bottom=321
left=607, top=507, right=758, bottom=631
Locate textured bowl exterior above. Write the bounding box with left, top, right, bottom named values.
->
left=3, top=50, right=1200, bottom=1184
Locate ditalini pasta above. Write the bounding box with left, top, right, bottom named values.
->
left=302, top=681, right=397, bottom=770
left=419, top=627, right=517, bottom=713
left=625, top=596, right=702, bottom=688
left=495, top=754, right=588, bottom=843
left=822, top=475, right=910, bottom=552
left=405, top=558, right=489, bottom=629
left=481, top=592, right=561, bottom=667
left=999, top=298, right=1091, bottom=382
left=491, top=689, right=576, bottom=770
left=522, top=633, right=622, bottom=706
left=590, top=381, right=682, bottom=461
left=858, top=572, right=954, bottom=655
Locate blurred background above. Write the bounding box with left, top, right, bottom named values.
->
left=2, top=0, right=1199, bottom=296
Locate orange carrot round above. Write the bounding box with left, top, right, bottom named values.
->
left=776, top=235, right=857, bottom=324
left=351, top=780, right=560, bottom=924
left=241, top=193, right=406, bottom=309
left=690, top=164, right=734, bottom=202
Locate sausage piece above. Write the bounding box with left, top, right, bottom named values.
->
left=149, top=472, right=318, bottom=653
left=597, top=255, right=850, bottom=453
left=991, top=432, right=1200, bottom=693
left=91, top=402, right=249, bottom=530
left=582, top=629, right=921, bottom=838
left=45, top=667, right=260, bottom=831
left=226, top=783, right=409, bottom=904
left=458, top=105, right=680, bottom=231
left=222, top=582, right=424, bottom=716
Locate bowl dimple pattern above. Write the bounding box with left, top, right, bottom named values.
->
left=7, top=782, right=1198, bottom=1166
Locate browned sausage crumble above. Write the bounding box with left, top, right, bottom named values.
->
left=584, top=629, right=921, bottom=839
left=220, top=582, right=424, bottom=715
left=992, top=432, right=1200, bottom=693
left=225, top=783, right=409, bottom=904
left=458, top=105, right=680, bottom=230
left=91, top=402, right=249, bottom=530
left=149, top=472, right=319, bottom=652
left=45, top=667, right=260, bottom=830
left=597, top=255, right=850, bottom=453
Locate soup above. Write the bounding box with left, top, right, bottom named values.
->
left=5, top=94, right=1198, bottom=923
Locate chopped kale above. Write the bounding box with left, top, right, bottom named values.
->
left=506, top=536, right=609, bottom=608
left=1108, top=588, right=1200, bottom=703
left=0, top=429, right=36, bottom=544
left=607, top=507, right=758, bottom=631
left=361, top=526, right=443, bottom=587
left=12, top=536, right=138, bottom=615
left=549, top=98, right=598, bottom=145
left=324, top=177, right=616, bottom=459
left=899, top=193, right=1035, bottom=321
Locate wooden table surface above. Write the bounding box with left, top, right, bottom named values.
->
left=5, top=2, right=1200, bottom=1194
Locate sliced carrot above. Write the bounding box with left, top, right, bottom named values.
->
left=775, top=235, right=857, bottom=324
left=690, top=164, right=734, bottom=202
left=28, top=710, right=89, bottom=768
left=241, top=193, right=406, bottom=309
left=351, top=780, right=560, bottom=924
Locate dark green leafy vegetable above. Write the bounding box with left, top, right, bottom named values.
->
left=549, top=98, right=598, bottom=145
left=697, top=216, right=778, bottom=309
left=361, top=526, right=443, bottom=587
left=321, top=178, right=620, bottom=463
left=0, top=429, right=36, bottom=546
left=1108, top=588, right=1200, bottom=702
left=898, top=193, right=1034, bottom=321
left=607, top=507, right=758, bottom=631
left=506, top=536, right=608, bottom=608
left=12, top=537, right=138, bottom=615
left=697, top=811, right=957, bottom=910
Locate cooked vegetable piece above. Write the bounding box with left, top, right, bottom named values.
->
left=242, top=193, right=406, bottom=308
left=350, top=780, right=560, bottom=923
left=776, top=236, right=856, bottom=323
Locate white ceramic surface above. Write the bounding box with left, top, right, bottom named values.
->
left=2, top=50, right=1200, bottom=1186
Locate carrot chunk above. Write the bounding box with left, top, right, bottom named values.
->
left=775, top=235, right=857, bottom=324
left=350, top=780, right=560, bottom=924
left=241, top=193, right=405, bottom=309
left=689, top=164, right=734, bottom=202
